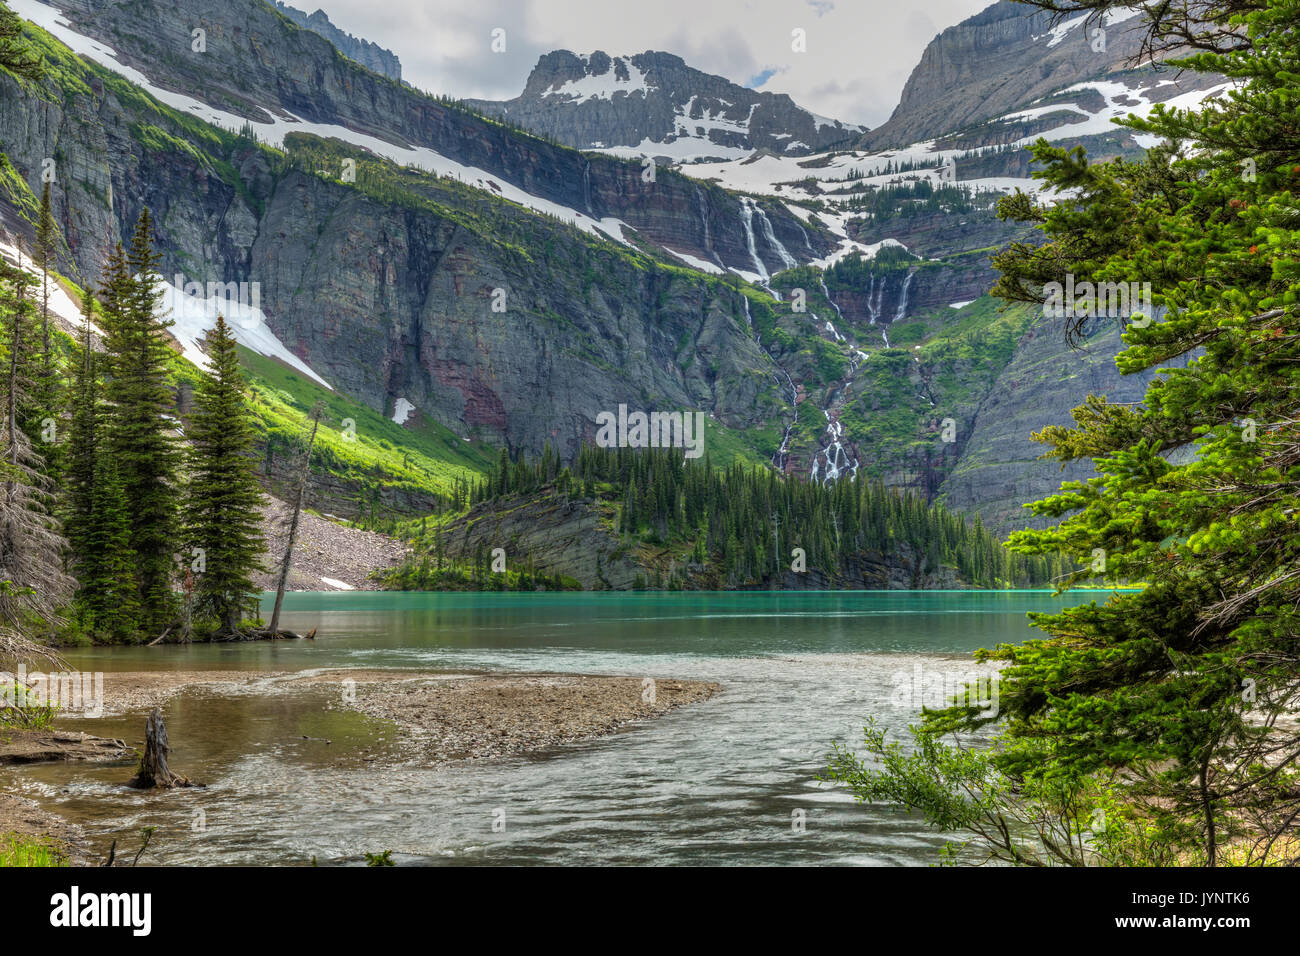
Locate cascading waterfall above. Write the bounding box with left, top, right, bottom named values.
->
left=796, top=221, right=813, bottom=255
left=893, top=270, right=915, bottom=323
left=862, top=274, right=886, bottom=325
left=742, top=296, right=760, bottom=344
left=819, top=276, right=845, bottom=324
left=754, top=203, right=797, bottom=270
left=738, top=198, right=769, bottom=281
left=771, top=366, right=799, bottom=471
left=582, top=161, right=594, bottom=216
left=818, top=276, right=848, bottom=341
left=696, top=186, right=724, bottom=269
left=809, top=408, right=860, bottom=485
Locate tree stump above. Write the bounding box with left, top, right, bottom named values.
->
left=128, top=708, right=195, bottom=788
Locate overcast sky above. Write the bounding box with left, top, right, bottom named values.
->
left=307, top=0, right=994, bottom=128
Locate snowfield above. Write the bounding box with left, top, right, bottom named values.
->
left=9, top=0, right=634, bottom=248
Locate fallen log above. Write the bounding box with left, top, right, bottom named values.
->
left=242, top=626, right=316, bottom=641
left=128, top=709, right=197, bottom=789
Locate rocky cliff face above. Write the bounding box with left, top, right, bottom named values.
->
left=862, top=2, right=1156, bottom=149
left=0, top=0, right=1205, bottom=541
left=859, top=1, right=1232, bottom=166
left=271, top=2, right=401, bottom=81
left=0, top=0, right=803, bottom=466
left=939, top=315, right=1193, bottom=536
left=26, top=0, right=833, bottom=277
left=248, top=166, right=784, bottom=458
left=468, top=50, right=862, bottom=162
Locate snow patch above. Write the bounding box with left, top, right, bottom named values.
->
left=664, top=247, right=725, bottom=274
left=391, top=397, right=415, bottom=425
left=9, top=0, right=634, bottom=247
left=542, top=56, right=650, bottom=103
left=0, top=236, right=101, bottom=335
left=155, top=277, right=332, bottom=389
left=320, top=577, right=355, bottom=590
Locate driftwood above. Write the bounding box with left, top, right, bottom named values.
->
left=215, top=626, right=316, bottom=642
left=149, top=625, right=315, bottom=644
left=128, top=709, right=196, bottom=789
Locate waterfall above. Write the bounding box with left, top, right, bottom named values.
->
left=771, top=366, right=799, bottom=471
left=743, top=295, right=760, bottom=344
left=893, top=270, right=915, bottom=323
left=811, top=410, right=859, bottom=485
left=819, top=276, right=846, bottom=326
left=582, top=161, right=593, bottom=216
left=796, top=221, right=813, bottom=254
left=862, top=274, right=885, bottom=326
left=754, top=203, right=797, bottom=270
left=738, top=198, right=769, bottom=281
left=696, top=186, right=724, bottom=268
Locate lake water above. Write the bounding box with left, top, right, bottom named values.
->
left=4, top=590, right=1107, bottom=866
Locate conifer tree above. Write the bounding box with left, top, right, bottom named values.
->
left=63, top=290, right=137, bottom=639
left=32, top=182, right=62, bottom=481
left=0, top=0, right=42, bottom=81
left=831, top=0, right=1300, bottom=866
left=184, top=315, right=266, bottom=635
left=0, top=258, right=70, bottom=663
left=100, top=210, right=181, bottom=634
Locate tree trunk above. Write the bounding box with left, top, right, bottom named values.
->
left=128, top=708, right=194, bottom=788
left=267, top=402, right=323, bottom=638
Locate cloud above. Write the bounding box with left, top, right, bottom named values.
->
left=306, top=0, right=991, bottom=127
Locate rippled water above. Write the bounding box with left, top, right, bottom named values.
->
left=4, top=591, right=1105, bottom=865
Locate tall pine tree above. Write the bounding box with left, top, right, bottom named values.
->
left=31, top=182, right=62, bottom=482
left=184, top=315, right=265, bottom=635
left=63, top=289, right=137, bottom=639
left=831, top=0, right=1300, bottom=866
left=100, top=210, right=181, bottom=635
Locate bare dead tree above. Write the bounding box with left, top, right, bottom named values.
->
left=264, top=400, right=324, bottom=639
left=0, top=256, right=71, bottom=668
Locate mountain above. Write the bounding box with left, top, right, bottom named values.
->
left=862, top=1, right=1226, bottom=156
left=271, top=1, right=402, bottom=81
left=1, top=0, right=857, bottom=472
left=467, top=50, right=863, bottom=162
left=0, top=0, right=1229, bottom=547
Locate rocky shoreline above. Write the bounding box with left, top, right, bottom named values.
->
left=291, top=669, right=722, bottom=762
left=1, top=666, right=721, bottom=863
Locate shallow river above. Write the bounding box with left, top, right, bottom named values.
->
left=4, top=590, right=1104, bottom=865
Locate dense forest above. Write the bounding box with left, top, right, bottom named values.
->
left=384, top=443, right=1068, bottom=590
left=1, top=194, right=270, bottom=650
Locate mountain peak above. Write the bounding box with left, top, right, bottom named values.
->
left=272, top=1, right=402, bottom=82
left=470, top=49, right=863, bottom=163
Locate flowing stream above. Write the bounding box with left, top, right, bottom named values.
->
left=2, top=591, right=1097, bottom=866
